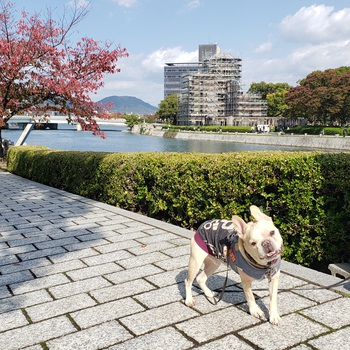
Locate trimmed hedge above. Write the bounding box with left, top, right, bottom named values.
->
left=166, top=125, right=251, bottom=133
left=285, top=126, right=349, bottom=135
left=7, top=146, right=350, bottom=272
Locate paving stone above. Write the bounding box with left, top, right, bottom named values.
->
left=154, top=255, right=189, bottom=271
left=0, top=289, right=53, bottom=314
left=49, top=248, right=99, bottom=263
left=22, top=345, right=44, bottom=350
left=117, top=251, right=170, bottom=269
left=190, top=287, right=247, bottom=315
left=0, top=310, right=29, bottom=332
left=308, top=326, right=350, bottom=349
left=135, top=283, right=186, bottom=308
left=176, top=306, right=260, bottom=343
left=195, top=334, right=254, bottom=349
left=0, top=244, right=37, bottom=258
left=278, top=272, right=309, bottom=290
left=124, top=221, right=154, bottom=230
left=102, top=231, right=148, bottom=243
left=300, top=298, right=350, bottom=329
left=64, top=238, right=111, bottom=252
left=90, top=279, right=156, bottom=303
left=94, top=239, right=143, bottom=254
left=136, top=232, right=180, bottom=245
left=120, top=302, right=199, bottom=335
left=163, top=244, right=190, bottom=258
left=26, top=293, right=96, bottom=322
left=0, top=257, right=52, bottom=274
left=7, top=235, right=51, bottom=247
left=293, top=284, right=342, bottom=303
left=259, top=291, right=317, bottom=316
left=32, top=259, right=87, bottom=277
left=71, top=297, right=145, bottom=329
left=142, top=228, right=169, bottom=236
left=105, top=264, right=164, bottom=285
left=46, top=320, right=133, bottom=350
left=0, top=254, right=20, bottom=266
left=66, top=262, right=123, bottom=281
left=169, top=237, right=190, bottom=246
left=108, top=327, right=194, bottom=350
left=128, top=241, right=176, bottom=256
left=10, top=273, right=70, bottom=295
left=0, top=270, right=33, bottom=287
left=238, top=314, right=328, bottom=350
left=0, top=286, right=11, bottom=299
left=81, top=250, right=134, bottom=266
left=289, top=345, right=314, bottom=350
left=145, top=267, right=187, bottom=288
left=0, top=316, right=76, bottom=350
left=35, top=237, right=81, bottom=249
left=18, top=246, right=66, bottom=261
left=49, top=276, right=112, bottom=299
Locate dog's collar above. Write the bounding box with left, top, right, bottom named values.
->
left=243, top=244, right=279, bottom=269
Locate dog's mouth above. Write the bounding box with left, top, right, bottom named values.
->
left=262, top=247, right=283, bottom=261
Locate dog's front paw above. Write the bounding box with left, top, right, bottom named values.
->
left=249, top=304, right=265, bottom=319
left=269, top=312, right=282, bottom=326
left=184, top=297, right=195, bottom=307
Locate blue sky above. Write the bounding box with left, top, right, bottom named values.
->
left=13, top=0, right=350, bottom=107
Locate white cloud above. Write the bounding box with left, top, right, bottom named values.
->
left=243, top=39, right=350, bottom=89
left=280, top=5, right=350, bottom=44
left=254, top=40, right=273, bottom=53
left=141, top=47, right=198, bottom=73
left=186, top=0, right=201, bottom=11
left=111, top=0, right=138, bottom=8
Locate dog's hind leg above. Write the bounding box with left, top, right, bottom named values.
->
left=196, top=255, right=221, bottom=299
left=185, top=237, right=208, bottom=307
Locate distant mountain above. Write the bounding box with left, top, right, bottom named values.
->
left=97, top=95, right=158, bottom=115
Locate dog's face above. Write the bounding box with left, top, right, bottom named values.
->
left=232, top=205, right=283, bottom=265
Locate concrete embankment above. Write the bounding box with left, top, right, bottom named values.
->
left=151, top=130, right=350, bottom=151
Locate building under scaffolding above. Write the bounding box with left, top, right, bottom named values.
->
left=164, top=44, right=269, bottom=127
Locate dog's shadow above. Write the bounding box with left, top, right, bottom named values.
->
left=175, top=269, right=269, bottom=319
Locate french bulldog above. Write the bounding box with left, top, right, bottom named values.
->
left=184, top=205, right=283, bottom=325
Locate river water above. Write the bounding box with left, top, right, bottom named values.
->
left=2, top=126, right=315, bottom=153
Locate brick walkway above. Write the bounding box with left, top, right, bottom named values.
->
left=0, top=170, right=349, bottom=350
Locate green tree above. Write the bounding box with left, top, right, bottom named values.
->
left=124, top=114, right=141, bottom=129
left=248, top=82, right=291, bottom=118
left=285, top=67, right=350, bottom=126
left=155, top=94, right=178, bottom=124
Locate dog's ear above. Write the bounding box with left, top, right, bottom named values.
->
left=250, top=205, right=272, bottom=222
left=231, top=215, right=247, bottom=238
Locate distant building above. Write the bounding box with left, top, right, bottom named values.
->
left=164, top=62, right=202, bottom=98
left=164, top=44, right=269, bottom=127
left=164, top=44, right=221, bottom=98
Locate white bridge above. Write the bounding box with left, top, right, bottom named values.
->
left=8, top=115, right=126, bottom=127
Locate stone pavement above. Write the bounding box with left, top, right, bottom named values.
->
left=0, top=170, right=349, bottom=350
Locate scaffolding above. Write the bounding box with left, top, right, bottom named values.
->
left=178, top=54, right=245, bottom=126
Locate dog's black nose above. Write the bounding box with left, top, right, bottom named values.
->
left=262, top=239, right=273, bottom=252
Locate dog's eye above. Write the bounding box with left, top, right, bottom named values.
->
left=270, top=230, right=275, bottom=236
left=251, top=241, right=257, bottom=246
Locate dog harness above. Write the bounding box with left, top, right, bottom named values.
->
left=195, top=219, right=281, bottom=280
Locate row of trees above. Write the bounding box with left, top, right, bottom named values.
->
left=0, top=1, right=128, bottom=140
left=249, top=67, right=350, bottom=126
left=157, top=68, right=350, bottom=127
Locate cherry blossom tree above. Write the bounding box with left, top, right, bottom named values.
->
left=0, top=0, right=128, bottom=140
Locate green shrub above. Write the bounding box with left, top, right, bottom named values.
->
left=165, top=125, right=251, bottom=133
left=285, top=126, right=349, bottom=135
left=6, top=146, right=350, bottom=272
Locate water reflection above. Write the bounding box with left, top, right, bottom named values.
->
left=2, top=127, right=318, bottom=153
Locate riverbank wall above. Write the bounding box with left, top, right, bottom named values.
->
left=151, top=130, right=350, bottom=151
